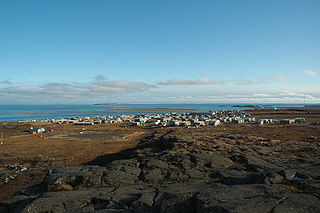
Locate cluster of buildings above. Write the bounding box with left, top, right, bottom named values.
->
left=30, top=110, right=309, bottom=128
left=25, top=110, right=316, bottom=134
left=36, top=110, right=258, bottom=127
left=254, top=118, right=306, bottom=125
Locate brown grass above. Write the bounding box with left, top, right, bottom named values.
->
left=0, top=123, right=149, bottom=201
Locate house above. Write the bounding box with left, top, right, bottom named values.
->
left=244, top=117, right=256, bottom=122
left=160, top=122, right=167, bottom=127
left=194, top=121, right=206, bottom=127
left=219, top=118, right=227, bottom=123
left=73, top=121, right=94, bottom=125
left=233, top=118, right=244, bottom=124
left=199, top=116, right=206, bottom=121
left=257, top=119, right=274, bottom=124
left=209, top=119, right=220, bottom=126
left=30, top=127, right=45, bottom=134
left=54, top=119, right=70, bottom=124
left=255, top=120, right=264, bottom=125
left=134, top=118, right=146, bottom=123
left=168, top=120, right=181, bottom=126
left=162, top=117, right=171, bottom=122
left=181, top=121, right=192, bottom=127
left=154, top=120, right=161, bottom=125
left=92, top=120, right=102, bottom=124
left=263, top=119, right=272, bottom=124
left=280, top=119, right=295, bottom=124
left=294, top=118, right=305, bottom=123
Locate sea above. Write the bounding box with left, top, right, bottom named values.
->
left=0, top=103, right=308, bottom=121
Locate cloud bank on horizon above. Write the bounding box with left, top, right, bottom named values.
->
left=0, top=74, right=319, bottom=104
left=158, top=77, right=223, bottom=86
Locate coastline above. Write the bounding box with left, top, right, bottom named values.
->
left=96, top=108, right=198, bottom=111
left=2, top=104, right=319, bottom=121
left=15, top=108, right=198, bottom=115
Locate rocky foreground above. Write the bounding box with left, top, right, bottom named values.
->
left=1, top=127, right=320, bottom=212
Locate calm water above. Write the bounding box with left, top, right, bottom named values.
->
left=0, top=103, right=308, bottom=121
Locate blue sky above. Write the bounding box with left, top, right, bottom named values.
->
left=0, top=0, right=319, bottom=104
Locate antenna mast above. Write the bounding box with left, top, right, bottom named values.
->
left=304, top=92, right=306, bottom=119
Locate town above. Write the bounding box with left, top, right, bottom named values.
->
left=21, top=109, right=316, bottom=135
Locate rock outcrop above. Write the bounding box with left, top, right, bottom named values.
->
left=1, top=128, right=320, bottom=212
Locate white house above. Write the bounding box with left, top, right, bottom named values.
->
left=255, top=120, right=264, bottom=125
left=209, top=119, right=221, bottom=126
left=294, top=118, right=305, bottom=123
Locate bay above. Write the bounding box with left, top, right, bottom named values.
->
left=0, top=103, right=307, bottom=121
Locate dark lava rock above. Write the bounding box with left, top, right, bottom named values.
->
left=290, top=180, right=320, bottom=194
left=272, top=194, right=320, bottom=213
left=265, top=171, right=284, bottom=184
left=295, top=169, right=320, bottom=180
left=163, top=154, right=193, bottom=169
left=166, top=171, right=189, bottom=183
left=109, top=159, right=140, bottom=168
left=144, top=158, right=169, bottom=169
left=103, top=160, right=141, bottom=186
left=2, top=128, right=320, bottom=212
left=45, top=166, right=106, bottom=191
left=142, top=168, right=164, bottom=183
left=185, top=168, right=207, bottom=180
left=3, top=181, right=320, bottom=213
left=190, top=152, right=234, bottom=169
left=278, top=169, right=297, bottom=180
left=103, top=169, right=140, bottom=186
left=230, top=154, right=249, bottom=164
left=154, top=183, right=200, bottom=213
left=213, top=170, right=271, bottom=185
left=196, top=184, right=289, bottom=213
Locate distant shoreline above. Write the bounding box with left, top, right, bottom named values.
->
left=97, top=108, right=197, bottom=111
left=16, top=108, right=198, bottom=115
left=232, top=105, right=256, bottom=108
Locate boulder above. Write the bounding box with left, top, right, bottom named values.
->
left=103, top=160, right=141, bottom=186
left=196, top=184, right=289, bottom=213
left=213, top=170, right=270, bottom=185
left=142, top=168, right=164, bottom=183
left=44, top=166, right=106, bottom=191
left=190, top=152, right=234, bottom=169
left=273, top=194, right=320, bottom=213
left=145, top=158, right=169, bottom=169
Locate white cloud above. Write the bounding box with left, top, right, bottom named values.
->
left=252, top=93, right=272, bottom=97
left=147, top=86, right=320, bottom=103
left=1, top=75, right=320, bottom=104
left=0, top=76, right=155, bottom=103
left=233, top=75, right=287, bottom=85
left=232, top=78, right=254, bottom=85
left=0, top=80, right=12, bottom=84
left=158, top=77, right=223, bottom=86
left=256, top=75, right=287, bottom=83
left=88, top=80, right=154, bottom=93
left=304, top=70, right=318, bottom=77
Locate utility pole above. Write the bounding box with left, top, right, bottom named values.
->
left=304, top=92, right=306, bottom=119
left=1, top=132, right=3, bottom=145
